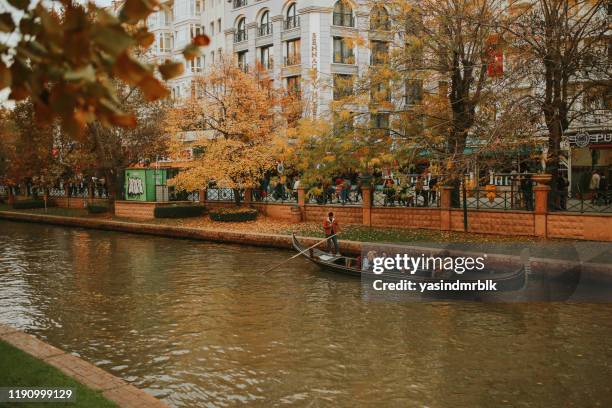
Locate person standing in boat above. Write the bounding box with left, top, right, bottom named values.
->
left=323, top=212, right=340, bottom=255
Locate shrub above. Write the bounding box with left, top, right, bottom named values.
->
left=87, top=204, right=109, bottom=214
left=154, top=204, right=206, bottom=218
left=209, top=207, right=257, bottom=222
left=12, top=199, right=48, bottom=209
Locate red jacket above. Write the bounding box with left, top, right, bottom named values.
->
left=323, top=218, right=339, bottom=235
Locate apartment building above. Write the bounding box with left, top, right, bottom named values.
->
left=145, top=0, right=226, bottom=99
left=224, top=0, right=395, bottom=115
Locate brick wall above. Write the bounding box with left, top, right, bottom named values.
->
left=53, top=197, right=109, bottom=209
left=371, top=207, right=440, bottom=230
left=450, top=210, right=535, bottom=236
left=303, top=205, right=363, bottom=224
left=114, top=201, right=157, bottom=219
left=547, top=213, right=612, bottom=241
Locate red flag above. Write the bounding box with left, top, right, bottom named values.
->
left=486, top=35, right=503, bottom=77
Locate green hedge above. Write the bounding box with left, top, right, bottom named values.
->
left=12, top=199, right=49, bottom=209
left=87, top=205, right=109, bottom=214
left=154, top=204, right=206, bottom=218
left=209, top=207, right=257, bottom=222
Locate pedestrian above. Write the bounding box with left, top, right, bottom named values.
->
left=521, top=174, right=534, bottom=211
left=322, top=212, right=340, bottom=255
left=556, top=172, right=569, bottom=210
left=590, top=170, right=600, bottom=204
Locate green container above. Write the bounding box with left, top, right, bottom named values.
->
left=124, top=169, right=167, bottom=201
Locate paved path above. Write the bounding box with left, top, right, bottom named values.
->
left=0, top=323, right=168, bottom=408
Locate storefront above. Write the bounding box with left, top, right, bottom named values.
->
left=566, top=130, right=611, bottom=196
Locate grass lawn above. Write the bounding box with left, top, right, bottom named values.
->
left=0, top=340, right=117, bottom=408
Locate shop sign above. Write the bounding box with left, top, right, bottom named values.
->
left=568, top=131, right=612, bottom=148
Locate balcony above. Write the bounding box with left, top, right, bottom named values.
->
left=284, top=55, right=301, bottom=66
left=259, top=59, right=273, bottom=70
left=258, top=23, right=272, bottom=37
left=333, top=12, right=354, bottom=27
left=333, top=53, right=355, bottom=65
left=234, top=30, right=248, bottom=43
left=233, top=0, right=247, bottom=8
left=284, top=16, right=300, bottom=30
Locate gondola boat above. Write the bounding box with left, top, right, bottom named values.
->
left=291, top=234, right=528, bottom=293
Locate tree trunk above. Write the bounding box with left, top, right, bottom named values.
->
left=233, top=188, right=242, bottom=206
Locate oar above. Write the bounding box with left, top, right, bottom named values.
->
left=261, top=234, right=338, bottom=274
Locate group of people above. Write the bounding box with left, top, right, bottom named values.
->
left=380, top=174, right=438, bottom=207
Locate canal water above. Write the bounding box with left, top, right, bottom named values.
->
left=1, top=220, right=612, bottom=407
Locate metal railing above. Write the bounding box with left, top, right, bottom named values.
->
left=553, top=188, right=612, bottom=213
left=284, top=16, right=300, bottom=30
left=284, top=55, right=301, bottom=66
left=257, top=23, right=272, bottom=37
left=333, top=12, right=355, bottom=27
left=306, top=187, right=362, bottom=206
left=457, top=188, right=533, bottom=211
left=234, top=30, right=247, bottom=43
left=373, top=186, right=440, bottom=208
left=206, top=188, right=243, bottom=202
left=252, top=188, right=297, bottom=203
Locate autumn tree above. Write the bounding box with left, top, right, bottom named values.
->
left=167, top=58, right=293, bottom=204
left=0, top=101, right=61, bottom=192
left=68, top=85, right=171, bottom=204
left=502, top=0, right=609, bottom=186
left=0, top=0, right=208, bottom=133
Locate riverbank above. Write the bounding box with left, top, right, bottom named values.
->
left=0, top=324, right=167, bottom=408
left=1, top=207, right=610, bottom=282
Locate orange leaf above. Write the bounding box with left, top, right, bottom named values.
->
left=113, top=52, right=149, bottom=85
left=138, top=76, right=169, bottom=101
left=110, top=112, right=137, bottom=127
left=192, top=34, right=210, bottom=46
left=158, top=60, right=184, bottom=80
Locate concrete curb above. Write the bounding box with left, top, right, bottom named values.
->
left=0, top=323, right=168, bottom=408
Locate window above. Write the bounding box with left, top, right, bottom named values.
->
left=193, top=0, right=202, bottom=16
left=259, top=11, right=272, bottom=36
left=333, top=1, right=354, bottom=27
left=333, top=112, right=354, bottom=135
left=333, top=74, right=354, bottom=99
left=211, top=50, right=215, bottom=63
left=190, top=56, right=203, bottom=72
left=285, top=3, right=299, bottom=29
left=584, top=85, right=612, bottom=110
left=237, top=50, right=248, bottom=71
left=333, top=37, right=354, bottom=64
left=210, top=22, right=214, bottom=35
left=287, top=76, right=301, bottom=97
left=190, top=24, right=203, bottom=39
left=371, top=113, right=390, bottom=136
left=233, top=0, right=247, bottom=8
left=371, top=79, right=390, bottom=102
left=259, top=46, right=273, bottom=70
left=370, top=6, right=389, bottom=30
left=235, top=18, right=247, bottom=42
left=159, top=32, right=173, bottom=53
left=370, top=41, right=388, bottom=65
left=217, top=19, right=222, bottom=34
left=162, top=9, right=172, bottom=26
left=405, top=79, right=423, bottom=105
left=285, top=39, right=301, bottom=65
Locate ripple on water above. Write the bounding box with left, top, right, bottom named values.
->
left=1, top=220, right=612, bottom=407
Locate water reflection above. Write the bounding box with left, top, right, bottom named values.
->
left=1, top=221, right=612, bottom=407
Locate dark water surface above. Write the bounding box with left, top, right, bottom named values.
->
left=1, top=220, right=612, bottom=407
